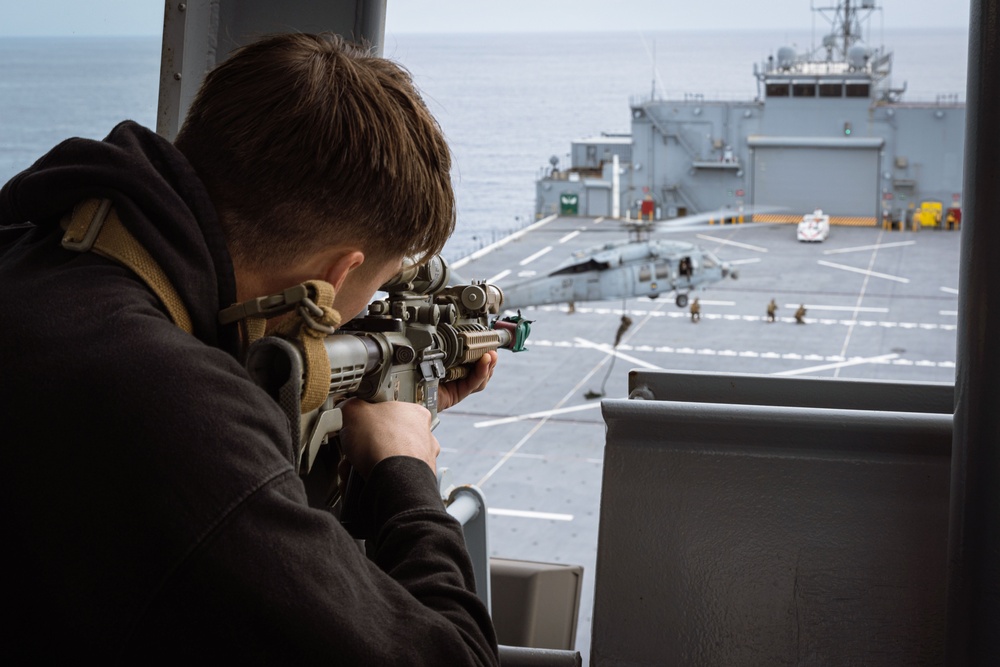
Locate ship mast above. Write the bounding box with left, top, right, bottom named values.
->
left=650, top=39, right=656, bottom=100
left=813, top=0, right=867, bottom=62
left=842, top=0, right=853, bottom=60
left=839, top=0, right=874, bottom=60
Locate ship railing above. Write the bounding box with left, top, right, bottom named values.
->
left=756, top=47, right=891, bottom=79
left=668, top=126, right=699, bottom=160
left=630, top=92, right=760, bottom=107
left=538, top=166, right=567, bottom=181
left=882, top=93, right=966, bottom=107
left=444, top=482, right=584, bottom=666
left=537, top=166, right=604, bottom=182
left=636, top=109, right=704, bottom=161
left=662, top=180, right=704, bottom=213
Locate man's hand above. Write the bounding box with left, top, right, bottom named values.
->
left=338, top=399, right=440, bottom=479
left=438, top=351, right=498, bottom=411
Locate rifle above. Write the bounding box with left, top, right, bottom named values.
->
left=239, top=255, right=531, bottom=534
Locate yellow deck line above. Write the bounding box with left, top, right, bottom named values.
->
left=751, top=214, right=877, bottom=227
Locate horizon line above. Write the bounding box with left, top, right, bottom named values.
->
left=0, top=25, right=971, bottom=39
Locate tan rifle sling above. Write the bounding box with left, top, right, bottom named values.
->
left=60, top=198, right=342, bottom=414
left=61, top=198, right=194, bottom=334
left=220, top=279, right=342, bottom=414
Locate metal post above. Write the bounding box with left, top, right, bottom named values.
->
left=156, top=0, right=387, bottom=141
left=946, top=0, right=1000, bottom=662
left=611, top=154, right=620, bottom=219
left=446, top=485, right=492, bottom=613
left=498, top=646, right=582, bottom=667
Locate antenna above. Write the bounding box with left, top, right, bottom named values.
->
left=843, top=0, right=851, bottom=59
left=638, top=32, right=667, bottom=101
left=807, top=1, right=881, bottom=65
left=651, top=39, right=656, bottom=100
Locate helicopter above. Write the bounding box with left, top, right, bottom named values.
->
left=498, top=208, right=770, bottom=310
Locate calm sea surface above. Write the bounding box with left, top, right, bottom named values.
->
left=0, top=29, right=968, bottom=261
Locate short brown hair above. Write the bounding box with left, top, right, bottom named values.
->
left=174, top=33, right=454, bottom=270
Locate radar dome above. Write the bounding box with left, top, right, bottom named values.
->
left=776, top=47, right=796, bottom=69
left=848, top=45, right=870, bottom=69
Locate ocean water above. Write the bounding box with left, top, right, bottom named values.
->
left=0, top=29, right=968, bottom=261
left=0, top=37, right=161, bottom=176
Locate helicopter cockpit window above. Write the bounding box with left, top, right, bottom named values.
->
left=639, top=265, right=652, bottom=282
left=702, top=254, right=718, bottom=269
left=550, top=258, right=611, bottom=276
left=654, top=260, right=671, bottom=279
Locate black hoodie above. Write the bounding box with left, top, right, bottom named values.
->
left=0, top=122, right=498, bottom=665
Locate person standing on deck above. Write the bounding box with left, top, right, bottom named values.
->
left=767, top=298, right=778, bottom=322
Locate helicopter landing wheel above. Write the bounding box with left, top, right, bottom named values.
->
left=675, top=293, right=688, bottom=308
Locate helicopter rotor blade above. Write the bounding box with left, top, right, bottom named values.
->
left=577, top=205, right=792, bottom=234
left=651, top=204, right=788, bottom=228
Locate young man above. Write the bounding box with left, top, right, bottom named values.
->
left=0, top=34, right=498, bottom=664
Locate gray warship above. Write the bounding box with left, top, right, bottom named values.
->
left=534, top=0, right=966, bottom=231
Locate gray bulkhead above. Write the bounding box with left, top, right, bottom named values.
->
left=596, top=372, right=953, bottom=665
left=542, top=91, right=967, bottom=224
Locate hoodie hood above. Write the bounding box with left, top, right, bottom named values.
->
left=0, top=121, right=238, bottom=352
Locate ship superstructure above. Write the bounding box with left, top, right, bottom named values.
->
left=536, top=0, right=966, bottom=227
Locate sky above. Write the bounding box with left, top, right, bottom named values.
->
left=0, top=0, right=973, bottom=37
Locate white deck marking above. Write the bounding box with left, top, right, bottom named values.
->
left=573, top=337, right=664, bottom=370
left=773, top=353, right=900, bottom=377
left=701, top=300, right=736, bottom=306
left=486, top=269, right=511, bottom=283
left=940, top=310, right=958, bottom=316
left=488, top=508, right=574, bottom=521
left=833, top=229, right=891, bottom=380
left=527, top=338, right=955, bottom=368
left=728, top=257, right=763, bottom=265
left=940, top=286, right=959, bottom=295
left=817, top=259, right=911, bottom=283
left=593, top=217, right=605, bottom=224
left=476, top=299, right=672, bottom=487
left=696, top=234, right=769, bottom=253
left=558, top=230, right=581, bottom=244
left=782, top=304, right=889, bottom=313
left=519, top=246, right=553, bottom=266
left=478, top=421, right=553, bottom=486
left=822, top=240, right=916, bottom=255
left=517, top=270, right=537, bottom=277
left=474, top=403, right=601, bottom=428
left=522, top=305, right=957, bottom=331
left=451, top=214, right=557, bottom=269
